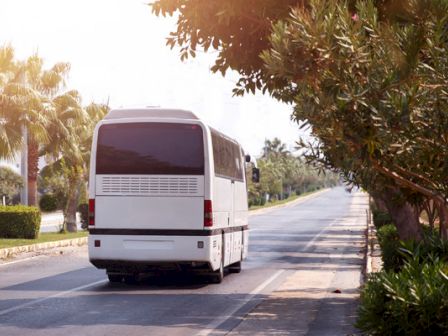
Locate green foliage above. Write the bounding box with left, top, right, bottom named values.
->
left=38, top=161, right=69, bottom=209
left=379, top=223, right=448, bottom=272
left=0, top=166, right=23, bottom=204
left=246, top=138, right=339, bottom=207
left=357, top=259, right=448, bottom=335
left=153, top=0, right=448, bottom=239
left=372, top=209, right=394, bottom=229
left=0, top=205, right=41, bottom=239
left=261, top=0, right=448, bottom=228
left=39, top=194, right=58, bottom=212
left=377, top=224, right=402, bottom=272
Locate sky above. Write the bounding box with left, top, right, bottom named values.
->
left=0, top=0, right=303, bottom=157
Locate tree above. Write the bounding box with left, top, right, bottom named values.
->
left=262, top=137, right=289, bottom=159
left=41, top=102, right=109, bottom=232
left=151, top=0, right=302, bottom=96
left=0, top=46, right=71, bottom=206
left=247, top=137, right=339, bottom=205
left=0, top=166, right=23, bottom=204
left=22, top=55, right=71, bottom=206
left=152, top=0, right=448, bottom=241
left=0, top=46, right=49, bottom=165
left=261, top=0, right=448, bottom=239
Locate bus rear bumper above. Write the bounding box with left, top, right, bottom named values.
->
left=88, top=234, right=221, bottom=271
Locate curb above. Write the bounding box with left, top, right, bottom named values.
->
left=0, top=237, right=88, bottom=260
left=365, top=208, right=383, bottom=277
left=249, top=188, right=331, bottom=216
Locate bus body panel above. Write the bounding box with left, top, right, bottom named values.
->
left=95, top=196, right=204, bottom=230
left=88, top=108, right=248, bottom=276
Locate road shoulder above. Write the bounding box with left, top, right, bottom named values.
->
left=228, top=191, right=369, bottom=335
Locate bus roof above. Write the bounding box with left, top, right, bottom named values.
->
left=104, top=108, right=199, bottom=120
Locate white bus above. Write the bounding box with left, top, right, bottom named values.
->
left=88, top=108, right=256, bottom=284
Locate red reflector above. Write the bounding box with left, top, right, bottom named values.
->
left=88, top=199, right=95, bottom=226
left=204, top=200, right=213, bottom=227
left=94, top=240, right=101, bottom=247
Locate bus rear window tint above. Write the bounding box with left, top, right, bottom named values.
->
left=96, top=123, right=204, bottom=175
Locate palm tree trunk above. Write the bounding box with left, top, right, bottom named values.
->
left=64, top=174, right=81, bottom=232
left=27, top=139, right=39, bottom=206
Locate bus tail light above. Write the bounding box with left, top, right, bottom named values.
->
left=204, top=200, right=213, bottom=227
left=88, top=199, right=95, bottom=226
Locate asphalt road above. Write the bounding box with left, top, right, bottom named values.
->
left=0, top=187, right=368, bottom=336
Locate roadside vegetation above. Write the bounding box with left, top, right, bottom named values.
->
left=357, top=208, right=448, bottom=334
left=247, top=138, right=339, bottom=208
left=0, top=231, right=88, bottom=249
left=0, top=45, right=109, bottom=233
left=152, top=0, right=448, bottom=334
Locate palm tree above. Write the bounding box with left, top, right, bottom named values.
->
left=262, top=137, right=289, bottom=159
left=41, top=99, right=108, bottom=231
left=0, top=46, right=49, bottom=171
left=22, top=55, right=70, bottom=206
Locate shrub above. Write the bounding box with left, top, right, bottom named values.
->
left=39, top=194, right=58, bottom=212
left=377, top=224, right=402, bottom=272
left=78, top=203, right=88, bottom=230
left=357, top=259, right=448, bottom=336
left=0, top=205, right=41, bottom=239
left=378, top=225, right=448, bottom=272
left=400, top=230, right=448, bottom=265
left=372, top=209, right=394, bottom=229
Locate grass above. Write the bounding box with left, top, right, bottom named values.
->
left=0, top=231, right=88, bottom=249
left=249, top=189, right=322, bottom=211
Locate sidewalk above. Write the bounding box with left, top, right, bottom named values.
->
left=229, top=191, right=369, bottom=335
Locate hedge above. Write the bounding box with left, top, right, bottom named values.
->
left=372, top=209, right=394, bottom=229
left=357, top=258, right=448, bottom=335
left=0, top=205, right=41, bottom=239
left=377, top=224, right=401, bottom=272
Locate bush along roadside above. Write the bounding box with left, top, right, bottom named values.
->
left=358, top=216, right=448, bottom=335
left=357, top=255, right=448, bottom=335
left=0, top=205, right=41, bottom=239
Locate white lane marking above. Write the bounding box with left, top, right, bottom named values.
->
left=0, top=278, right=107, bottom=317
left=0, top=255, right=47, bottom=267
left=195, top=269, right=285, bottom=336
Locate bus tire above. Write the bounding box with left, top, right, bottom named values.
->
left=228, top=261, right=242, bottom=273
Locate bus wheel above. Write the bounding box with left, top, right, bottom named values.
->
left=228, top=261, right=242, bottom=273
left=107, top=273, right=123, bottom=283
left=210, top=261, right=224, bottom=284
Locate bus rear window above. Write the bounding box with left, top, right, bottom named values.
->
left=96, top=123, right=204, bottom=175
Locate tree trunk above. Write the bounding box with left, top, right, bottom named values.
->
left=372, top=194, right=388, bottom=212
left=27, top=139, right=39, bottom=206
left=64, top=176, right=81, bottom=232
left=435, top=200, right=448, bottom=239
left=381, top=187, right=423, bottom=241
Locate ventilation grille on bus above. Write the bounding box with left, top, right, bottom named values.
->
left=98, top=176, right=202, bottom=196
